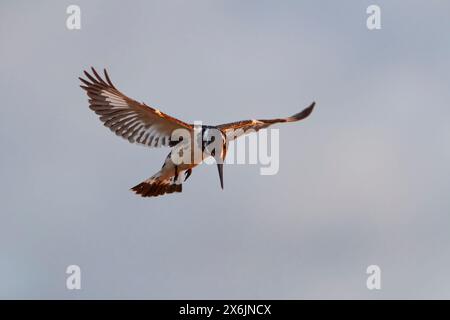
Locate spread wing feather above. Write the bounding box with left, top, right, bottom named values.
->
left=80, top=68, right=193, bottom=148
left=217, top=102, right=315, bottom=141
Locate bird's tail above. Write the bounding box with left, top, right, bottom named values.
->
left=130, top=172, right=182, bottom=198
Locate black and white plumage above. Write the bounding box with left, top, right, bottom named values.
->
left=80, top=68, right=315, bottom=197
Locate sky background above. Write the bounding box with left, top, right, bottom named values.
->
left=1, top=0, right=450, bottom=299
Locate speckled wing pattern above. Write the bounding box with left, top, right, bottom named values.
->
left=217, top=102, right=315, bottom=141
left=79, top=68, right=193, bottom=148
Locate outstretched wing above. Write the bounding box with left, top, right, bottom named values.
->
left=217, top=102, right=315, bottom=141
left=79, top=68, right=193, bottom=148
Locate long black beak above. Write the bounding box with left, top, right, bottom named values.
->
left=217, top=163, right=224, bottom=189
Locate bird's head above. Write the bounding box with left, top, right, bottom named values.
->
left=202, top=127, right=227, bottom=189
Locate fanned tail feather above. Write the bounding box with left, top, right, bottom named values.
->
left=130, top=174, right=182, bottom=198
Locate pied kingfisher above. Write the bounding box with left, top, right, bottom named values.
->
left=80, top=68, right=315, bottom=197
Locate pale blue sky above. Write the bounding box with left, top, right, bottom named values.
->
left=0, top=0, right=449, bottom=298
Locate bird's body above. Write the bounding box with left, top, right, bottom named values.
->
left=80, top=68, right=314, bottom=197
left=131, top=126, right=222, bottom=196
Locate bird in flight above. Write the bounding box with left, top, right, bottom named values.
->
left=79, top=68, right=315, bottom=197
